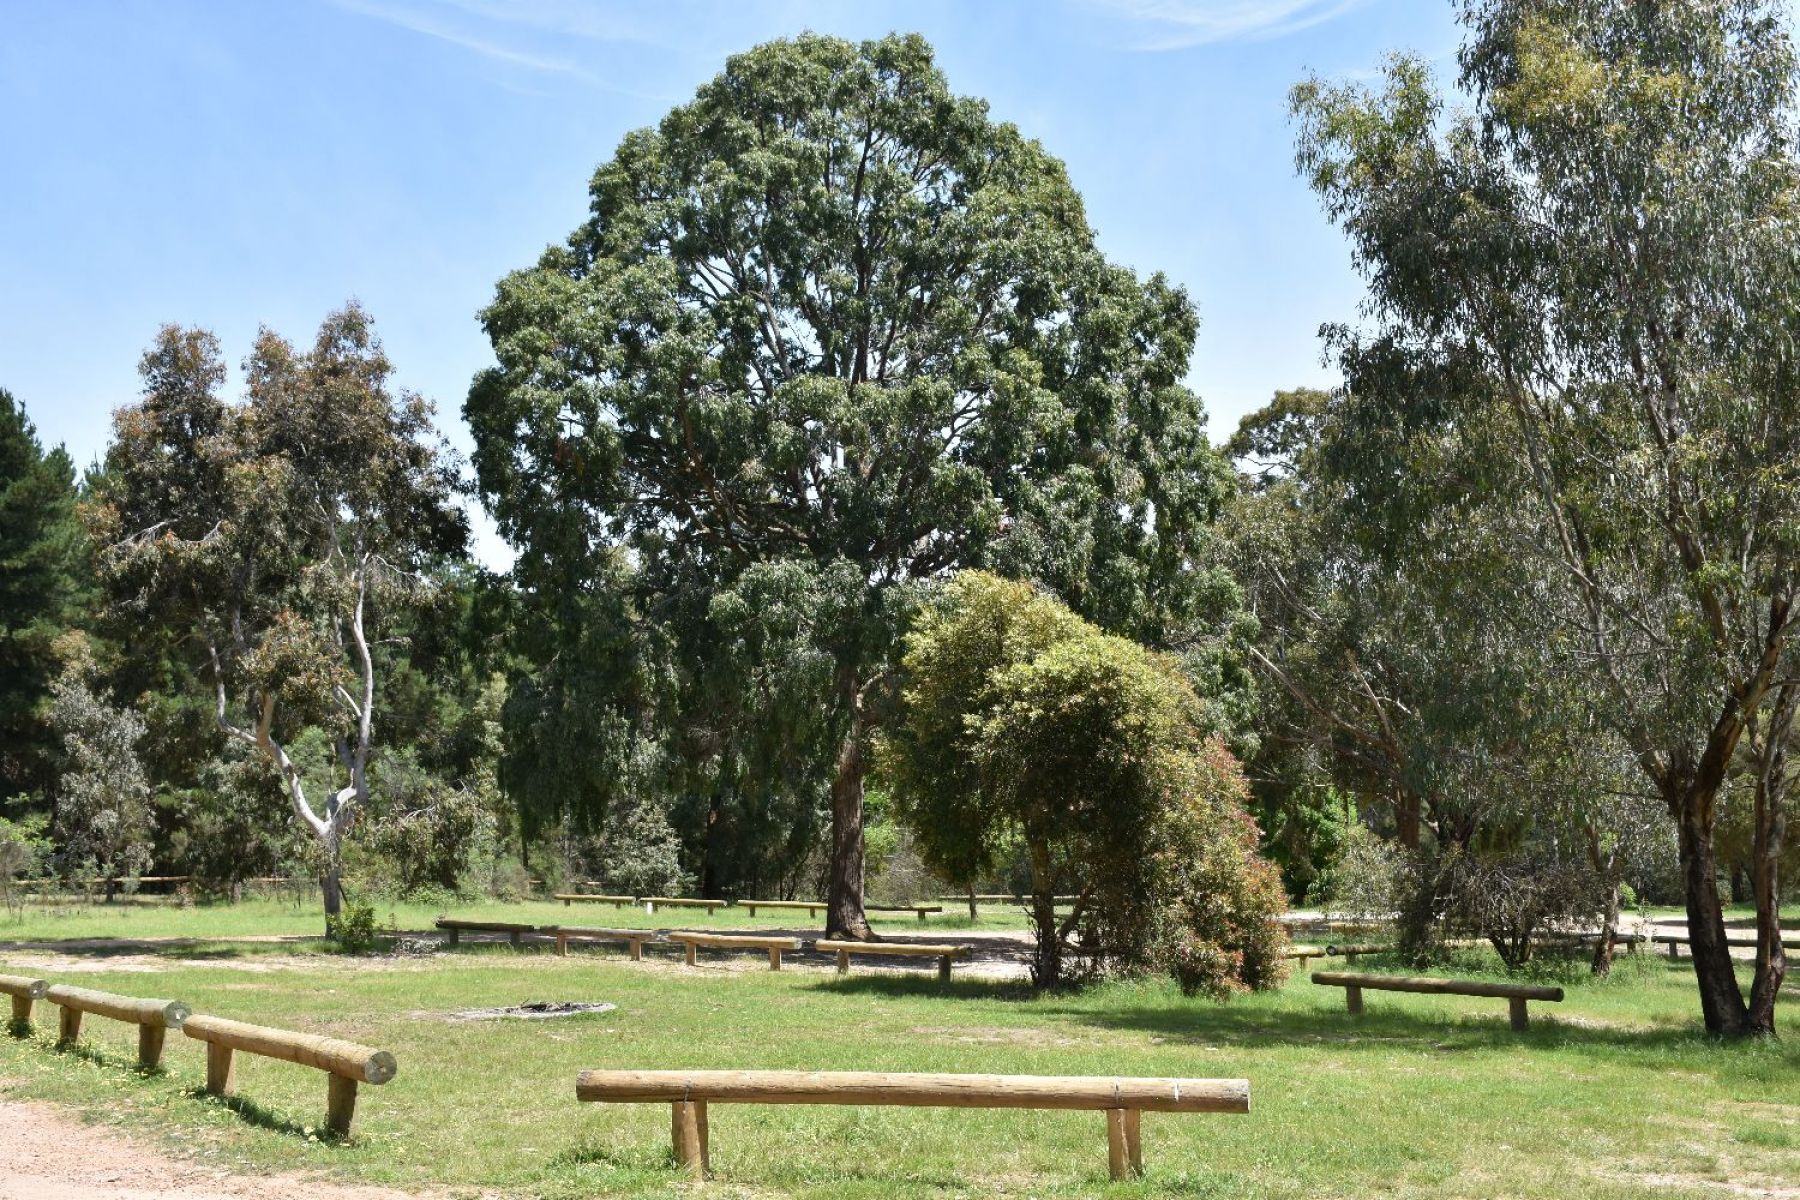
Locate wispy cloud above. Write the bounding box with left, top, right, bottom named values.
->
left=330, top=0, right=584, bottom=74
left=1084, top=0, right=1371, bottom=49
left=327, top=0, right=678, bottom=100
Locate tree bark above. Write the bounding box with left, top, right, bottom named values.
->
left=1027, top=841, right=1061, bottom=986
left=1394, top=787, right=1421, bottom=852
left=1673, top=787, right=1756, bottom=1035
left=1586, top=825, right=1619, bottom=977
left=825, top=711, right=873, bottom=941
left=1746, top=684, right=1793, bottom=1034
left=321, top=851, right=343, bottom=931
left=1591, top=881, right=1620, bottom=977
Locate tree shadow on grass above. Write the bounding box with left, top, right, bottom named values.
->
left=806, top=958, right=1800, bottom=1087
left=800, top=973, right=1036, bottom=1004
left=0, top=937, right=300, bottom=961
left=182, top=1086, right=337, bottom=1142
left=1037, top=982, right=1800, bottom=1083
left=51, top=1037, right=171, bottom=1079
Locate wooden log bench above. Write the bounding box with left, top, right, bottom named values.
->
left=435, top=918, right=537, bottom=947
left=643, top=897, right=726, bottom=915
left=1324, top=943, right=1390, bottom=965
left=1, top=973, right=47, bottom=1030
left=1313, top=970, right=1564, bottom=1031
left=1283, top=946, right=1332, bottom=973
left=668, top=931, right=801, bottom=970
left=555, top=894, right=636, bottom=908
left=545, top=926, right=659, bottom=960
left=183, top=1013, right=397, bottom=1138
left=1652, top=932, right=1800, bottom=959
left=739, top=899, right=825, bottom=918
left=46, top=984, right=190, bottom=1068
left=815, top=939, right=972, bottom=982
left=575, top=1068, right=1250, bottom=1182
left=866, top=903, right=945, bottom=922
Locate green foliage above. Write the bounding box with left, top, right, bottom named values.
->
left=48, top=669, right=152, bottom=891
left=592, top=794, right=691, bottom=899
left=360, top=749, right=499, bottom=897
left=324, top=900, right=382, bottom=954
left=160, top=746, right=298, bottom=896
left=1312, top=818, right=1407, bottom=918
left=1292, top=0, right=1800, bottom=1034
left=90, top=307, right=468, bottom=920
left=885, top=571, right=1287, bottom=992
left=467, top=32, right=1240, bottom=928
left=0, top=388, right=90, bottom=807
left=0, top=808, right=50, bottom=915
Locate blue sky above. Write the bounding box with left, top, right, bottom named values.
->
left=0, top=0, right=1460, bottom=564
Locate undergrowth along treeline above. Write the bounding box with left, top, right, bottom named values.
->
left=1, top=0, right=1798, bottom=1029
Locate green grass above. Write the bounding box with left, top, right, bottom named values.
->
left=0, top=894, right=1035, bottom=943
left=2, top=910, right=1797, bottom=1198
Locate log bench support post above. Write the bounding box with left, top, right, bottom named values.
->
left=1509, top=996, right=1530, bottom=1032
left=327, top=1075, right=359, bottom=1139
left=836, top=950, right=850, bottom=975
left=0, top=975, right=47, bottom=1033
left=1344, top=985, right=1363, bottom=1016
left=1105, top=1107, right=1147, bottom=1180
left=206, top=1040, right=236, bottom=1095
left=45, top=985, right=188, bottom=1069
left=938, top=954, right=953, bottom=983
left=671, top=1099, right=709, bottom=1180
left=767, top=946, right=783, bottom=971
left=139, top=1024, right=166, bottom=1070
left=685, top=942, right=698, bottom=967
left=447, top=926, right=460, bottom=946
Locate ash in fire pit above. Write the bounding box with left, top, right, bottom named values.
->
left=453, top=1001, right=618, bottom=1021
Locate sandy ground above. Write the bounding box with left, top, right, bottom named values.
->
left=0, top=1097, right=433, bottom=1200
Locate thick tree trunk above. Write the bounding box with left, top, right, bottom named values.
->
left=1585, top=825, right=1619, bottom=977
left=825, top=715, right=873, bottom=941
left=1027, top=842, right=1061, bottom=987
left=1394, top=788, right=1421, bottom=851
left=1591, top=881, right=1620, bottom=977
left=322, top=854, right=343, bottom=927
left=1673, top=792, right=1756, bottom=1035
left=1747, top=690, right=1792, bottom=1034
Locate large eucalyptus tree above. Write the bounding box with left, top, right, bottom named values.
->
left=89, top=307, right=466, bottom=927
left=468, top=33, right=1228, bottom=937
left=1294, top=0, right=1800, bottom=1033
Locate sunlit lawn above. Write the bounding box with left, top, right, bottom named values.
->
left=2, top=903, right=1798, bottom=1199
left=0, top=892, right=1035, bottom=943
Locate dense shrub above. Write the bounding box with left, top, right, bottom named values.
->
left=885, top=572, right=1288, bottom=992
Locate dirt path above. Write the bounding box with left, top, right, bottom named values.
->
left=0, top=1097, right=433, bottom=1200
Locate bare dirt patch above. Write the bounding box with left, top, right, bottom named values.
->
left=1616, top=1171, right=1800, bottom=1198
left=0, top=1096, right=439, bottom=1200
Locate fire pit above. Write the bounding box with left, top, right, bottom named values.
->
left=452, top=1001, right=618, bottom=1021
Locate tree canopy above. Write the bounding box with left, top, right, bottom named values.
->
left=89, top=306, right=467, bottom=924
left=1292, top=0, right=1800, bottom=1033
left=0, top=387, right=89, bottom=806
left=467, top=32, right=1236, bottom=936
left=883, top=571, right=1287, bottom=990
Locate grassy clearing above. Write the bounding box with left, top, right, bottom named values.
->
left=0, top=895, right=1034, bottom=944
left=2, top=920, right=1797, bottom=1199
